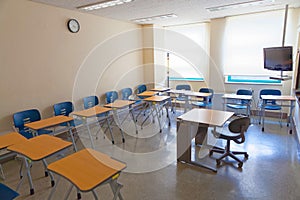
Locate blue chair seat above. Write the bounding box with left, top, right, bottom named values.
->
left=227, top=103, right=248, bottom=110
left=192, top=101, right=212, bottom=108
left=0, top=183, right=19, bottom=200
left=264, top=105, right=281, bottom=110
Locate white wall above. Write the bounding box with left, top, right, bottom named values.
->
left=0, top=0, right=143, bottom=131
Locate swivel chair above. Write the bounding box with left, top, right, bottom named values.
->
left=210, top=116, right=250, bottom=168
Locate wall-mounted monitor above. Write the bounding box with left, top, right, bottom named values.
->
left=263, top=46, right=293, bottom=71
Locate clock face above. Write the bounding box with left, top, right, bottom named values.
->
left=68, top=19, right=80, bottom=33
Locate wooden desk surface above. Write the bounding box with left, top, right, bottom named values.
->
left=137, top=91, right=158, bottom=97
left=104, top=100, right=135, bottom=109
left=72, top=106, right=111, bottom=118
left=178, top=108, right=234, bottom=127
left=25, top=115, right=73, bottom=130
left=261, top=95, right=296, bottom=101
left=144, top=95, right=170, bottom=102
left=7, top=135, right=72, bottom=161
left=222, top=94, right=252, bottom=100
left=47, top=148, right=126, bottom=192
left=0, top=132, right=27, bottom=150
left=150, top=87, right=170, bottom=92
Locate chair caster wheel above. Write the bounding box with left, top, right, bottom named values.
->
left=122, top=138, right=125, bottom=143
left=51, top=180, right=55, bottom=187
left=216, top=160, right=221, bottom=166
left=245, top=153, right=249, bottom=159
left=30, top=188, right=34, bottom=195
left=238, top=162, right=243, bottom=168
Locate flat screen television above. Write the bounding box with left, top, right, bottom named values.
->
left=263, top=46, right=293, bottom=71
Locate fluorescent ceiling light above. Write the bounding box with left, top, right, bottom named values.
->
left=206, top=0, right=275, bottom=12
left=78, top=0, right=134, bottom=11
left=132, top=14, right=178, bottom=23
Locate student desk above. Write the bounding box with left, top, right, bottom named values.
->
left=170, top=90, right=212, bottom=112
left=137, top=91, right=158, bottom=98
left=260, top=95, right=296, bottom=133
left=142, top=96, right=171, bottom=133
left=47, top=148, right=126, bottom=200
left=7, top=135, right=72, bottom=195
left=24, top=115, right=77, bottom=151
left=150, top=87, right=170, bottom=92
left=105, top=99, right=138, bottom=136
left=177, top=108, right=234, bottom=172
left=72, top=106, right=112, bottom=148
left=222, top=93, right=253, bottom=116
left=0, top=132, right=27, bottom=179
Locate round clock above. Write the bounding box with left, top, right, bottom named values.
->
left=67, top=19, right=80, bottom=33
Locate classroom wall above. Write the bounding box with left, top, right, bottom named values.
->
left=0, top=0, right=143, bottom=132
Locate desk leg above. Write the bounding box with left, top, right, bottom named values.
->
left=177, top=121, right=217, bottom=172
left=110, top=178, right=124, bottom=200
left=129, top=105, right=138, bottom=134
left=288, top=101, right=295, bottom=134
left=105, top=113, right=115, bottom=144
left=18, top=157, right=34, bottom=195
left=84, top=119, right=95, bottom=149
left=67, top=122, right=77, bottom=152
left=48, top=175, right=61, bottom=200
left=153, top=102, right=162, bottom=133
left=112, top=110, right=125, bottom=143
left=262, top=101, right=266, bottom=132
left=42, top=159, right=55, bottom=187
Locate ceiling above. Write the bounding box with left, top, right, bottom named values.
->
left=31, top=0, right=300, bottom=26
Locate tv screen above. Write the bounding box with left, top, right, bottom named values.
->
left=263, top=46, right=293, bottom=71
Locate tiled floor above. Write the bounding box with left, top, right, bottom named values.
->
left=2, top=108, right=300, bottom=200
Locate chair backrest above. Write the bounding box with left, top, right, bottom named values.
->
left=137, top=84, right=147, bottom=94
left=53, top=101, right=74, bottom=116
left=199, top=88, right=214, bottom=103
left=83, top=96, right=99, bottom=109
left=13, top=109, right=41, bottom=138
left=176, top=84, right=191, bottom=91
left=237, top=89, right=252, bottom=104
left=105, top=91, right=119, bottom=103
left=259, top=89, right=281, bottom=104
left=121, top=88, right=133, bottom=100
left=229, top=116, right=250, bottom=144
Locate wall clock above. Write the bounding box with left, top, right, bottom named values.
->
left=67, top=19, right=80, bottom=33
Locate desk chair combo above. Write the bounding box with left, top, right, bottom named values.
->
left=13, top=109, right=52, bottom=139
left=210, top=116, right=250, bottom=168
left=226, top=89, right=253, bottom=116
left=192, top=88, right=214, bottom=108
left=172, top=84, right=191, bottom=112
left=53, top=101, right=82, bottom=127
left=258, top=89, right=282, bottom=128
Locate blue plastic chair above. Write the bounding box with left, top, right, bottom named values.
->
left=53, top=101, right=82, bottom=127
left=226, top=89, right=252, bottom=115
left=259, top=89, right=282, bottom=125
left=13, top=109, right=52, bottom=139
left=175, top=84, right=191, bottom=101
left=105, top=91, right=119, bottom=103
left=192, top=88, right=214, bottom=108
left=137, top=84, right=147, bottom=94
left=0, top=183, right=19, bottom=200
left=121, top=88, right=133, bottom=100
left=83, top=96, right=99, bottom=109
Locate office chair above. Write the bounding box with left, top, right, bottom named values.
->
left=13, top=109, right=52, bottom=139
left=172, top=84, right=191, bottom=112
left=105, top=91, right=119, bottom=104
left=53, top=101, right=82, bottom=127
left=210, top=116, right=250, bottom=168
left=192, top=88, right=214, bottom=108
left=0, top=183, right=19, bottom=200
left=226, top=89, right=252, bottom=115
left=258, top=89, right=282, bottom=126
